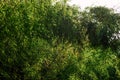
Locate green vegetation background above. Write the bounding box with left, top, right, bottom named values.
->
left=0, top=0, right=120, bottom=80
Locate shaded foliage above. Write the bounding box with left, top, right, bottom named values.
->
left=80, top=6, right=120, bottom=49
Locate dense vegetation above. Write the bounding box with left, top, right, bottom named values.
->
left=0, top=0, right=120, bottom=80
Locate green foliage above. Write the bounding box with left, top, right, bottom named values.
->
left=77, top=47, right=120, bottom=80
left=80, top=6, right=120, bottom=48
left=0, top=0, right=120, bottom=80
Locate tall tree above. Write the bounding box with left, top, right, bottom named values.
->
left=80, top=6, right=120, bottom=48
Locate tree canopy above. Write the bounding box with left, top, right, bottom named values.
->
left=0, top=0, right=120, bottom=80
